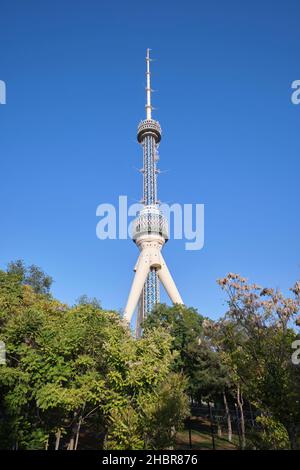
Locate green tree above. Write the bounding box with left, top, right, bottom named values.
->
left=144, top=304, right=230, bottom=401
left=248, top=416, right=290, bottom=450
left=214, top=273, right=300, bottom=449
left=0, top=266, right=188, bottom=450
left=75, top=295, right=101, bottom=309
left=7, top=260, right=53, bottom=296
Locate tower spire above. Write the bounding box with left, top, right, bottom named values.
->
left=124, top=50, right=184, bottom=336
left=146, top=48, right=152, bottom=119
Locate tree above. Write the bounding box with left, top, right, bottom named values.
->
left=75, top=295, right=101, bottom=309
left=0, top=267, right=188, bottom=450
left=143, top=304, right=203, bottom=384
left=248, top=416, right=290, bottom=450
left=215, top=273, right=300, bottom=449
left=144, top=304, right=230, bottom=401
left=144, top=304, right=236, bottom=443
left=2, top=262, right=300, bottom=450
left=7, top=260, right=53, bottom=296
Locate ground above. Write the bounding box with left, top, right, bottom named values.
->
left=176, top=416, right=238, bottom=450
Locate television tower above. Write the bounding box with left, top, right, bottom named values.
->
left=124, top=49, right=183, bottom=336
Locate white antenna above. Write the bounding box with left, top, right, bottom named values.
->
left=146, top=48, right=152, bottom=119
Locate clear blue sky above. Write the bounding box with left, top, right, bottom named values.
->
left=0, top=0, right=299, bottom=320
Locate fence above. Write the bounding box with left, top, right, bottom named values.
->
left=179, top=403, right=259, bottom=450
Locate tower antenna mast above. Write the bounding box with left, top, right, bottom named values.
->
left=146, top=48, right=152, bottom=120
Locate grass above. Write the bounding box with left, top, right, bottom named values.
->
left=175, top=417, right=238, bottom=450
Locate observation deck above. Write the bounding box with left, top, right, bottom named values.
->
left=137, top=119, right=162, bottom=143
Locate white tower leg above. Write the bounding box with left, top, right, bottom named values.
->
left=157, top=254, right=184, bottom=305
left=124, top=252, right=150, bottom=323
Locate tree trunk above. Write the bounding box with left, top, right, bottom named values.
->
left=68, top=418, right=82, bottom=451
left=207, top=402, right=216, bottom=450
left=55, top=429, right=61, bottom=450
left=74, top=417, right=82, bottom=450
left=236, top=386, right=245, bottom=449
left=223, top=391, right=232, bottom=443
left=249, top=402, right=255, bottom=427
left=235, top=403, right=242, bottom=448
left=68, top=433, right=75, bottom=450
left=166, top=426, right=176, bottom=450
left=287, top=424, right=298, bottom=450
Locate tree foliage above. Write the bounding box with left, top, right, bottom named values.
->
left=1, top=264, right=300, bottom=450
left=7, top=260, right=53, bottom=296
left=0, top=268, right=188, bottom=450
left=206, top=273, right=300, bottom=449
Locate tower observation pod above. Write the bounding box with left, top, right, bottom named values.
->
left=124, top=49, right=184, bottom=337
